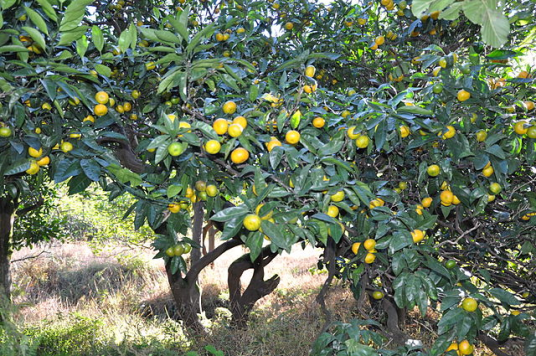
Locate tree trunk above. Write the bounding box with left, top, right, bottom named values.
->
left=228, top=246, right=279, bottom=327
left=0, top=197, right=15, bottom=303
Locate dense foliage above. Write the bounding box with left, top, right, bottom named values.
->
left=1, top=0, right=535, bottom=354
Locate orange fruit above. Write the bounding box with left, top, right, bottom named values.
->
left=95, top=91, right=109, bottom=104
left=94, top=104, right=108, bottom=116
left=28, top=146, right=43, bottom=158
left=233, top=116, right=248, bottom=129
left=213, top=118, right=229, bottom=135
left=26, top=161, right=40, bottom=175
left=524, top=101, right=535, bottom=111
left=411, top=229, right=425, bottom=243
left=244, top=214, right=261, bottom=231
left=285, top=130, right=300, bottom=144
left=400, top=125, right=410, bottom=138
left=440, top=190, right=454, bottom=206
left=266, top=139, right=282, bottom=152
left=364, top=253, right=376, bottom=264
left=527, top=126, right=536, bottom=138
left=355, top=135, right=370, bottom=148
left=168, top=203, right=181, bottom=213
left=36, top=156, right=50, bottom=166
left=61, top=141, right=73, bottom=153
left=326, top=205, right=339, bottom=217
left=347, top=126, right=361, bottom=139
left=230, top=147, right=249, bottom=164
left=222, top=100, right=237, bottom=114
left=476, top=130, right=487, bottom=142
left=421, top=197, right=433, bottom=208
left=457, top=89, right=470, bottom=102
left=123, top=102, right=132, bottom=112
left=305, top=65, right=316, bottom=77
left=204, top=140, right=221, bottom=154
left=351, top=242, right=361, bottom=254
left=458, top=340, right=474, bottom=355
left=206, top=185, right=218, bottom=197
left=427, top=164, right=440, bottom=177
left=372, top=291, right=384, bottom=300
left=312, top=117, right=325, bottom=128
left=514, top=121, right=528, bottom=135
left=461, top=297, right=478, bottom=312
left=363, top=239, right=376, bottom=251
left=482, top=165, right=494, bottom=177
left=375, top=35, right=385, bottom=45
left=228, top=123, right=243, bottom=138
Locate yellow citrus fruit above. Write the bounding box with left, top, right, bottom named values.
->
left=440, top=190, right=454, bottom=206
left=222, top=100, right=237, bottom=114
left=168, top=203, right=181, bottom=213
left=452, top=195, right=461, bottom=205
left=28, top=146, right=43, bottom=158
left=233, top=116, right=247, bottom=129
left=284, top=22, right=294, bottom=30
left=488, top=194, right=496, bottom=202
left=445, top=342, right=458, bottom=352
left=285, top=130, right=300, bottom=144
left=458, top=340, right=473, bottom=355
left=26, top=161, right=40, bottom=175
left=132, top=90, right=140, bottom=99
left=351, top=242, right=361, bottom=254
left=372, top=291, right=384, bottom=300
left=356, top=135, right=370, bottom=148
left=482, top=165, right=494, bottom=177
left=363, top=239, right=376, bottom=251
left=305, top=65, right=316, bottom=77
left=213, top=118, right=229, bottom=135
left=461, top=297, right=478, bottom=312
left=123, top=102, right=132, bottom=112
left=457, top=89, right=471, bottom=102
left=514, top=121, right=528, bottom=135
left=400, top=125, right=410, bottom=138
left=375, top=35, right=385, bottom=45
left=489, top=182, right=502, bottom=194
left=330, top=191, right=345, bottom=202
left=243, top=214, right=261, bottom=231
left=41, top=102, right=52, bottom=110
left=527, top=126, right=536, bottom=138
left=476, top=130, right=487, bottom=142
left=347, top=126, right=361, bottom=139
left=228, top=123, right=243, bottom=138
left=422, top=197, right=433, bottom=208
left=204, top=140, right=221, bottom=154
left=266, top=139, right=282, bottom=152
left=442, top=125, right=456, bottom=139
left=524, top=101, right=535, bottom=111
left=411, top=229, right=425, bottom=243
left=230, top=147, right=249, bottom=164
left=94, top=104, right=108, bottom=116
left=341, top=110, right=351, bottom=118
left=36, top=156, right=50, bottom=166
left=364, top=253, right=376, bottom=264
left=313, top=117, right=325, bottom=128
left=206, top=185, right=218, bottom=197
left=511, top=310, right=520, bottom=316
left=145, top=62, right=156, bottom=70
left=95, top=91, right=109, bottom=104
left=427, top=164, right=440, bottom=177
left=326, top=205, right=339, bottom=218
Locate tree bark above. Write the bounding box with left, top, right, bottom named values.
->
left=228, top=246, right=279, bottom=327
left=0, top=197, right=15, bottom=303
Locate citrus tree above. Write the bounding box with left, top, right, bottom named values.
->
left=0, top=0, right=535, bottom=354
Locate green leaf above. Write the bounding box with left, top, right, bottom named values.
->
left=249, top=84, right=259, bottom=102
left=21, top=26, right=46, bottom=51
left=0, top=45, right=30, bottom=53
left=92, top=25, right=104, bottom=52
left=24, top=6, right=49, bottom=35
left=35, top=0, right=58, bottom=22
left=58, top=26, right=88, bottom=46
left=489, top=288, right=521, bottom=306
left=80, top=159, right=101, bottom=181
left=59, top=0, right=93, bottom=32
left=68, top=174, right=92, bottom=194
left=76, top=34, right=88, bottom=58
left=94, top=64, right=111, bottom=77
left=167, top=185, right=182, bottom=198
left=397, top=106, right=434, bottom=116
left=481, top=8, right=509, bottom=48
left=211, top=206, right=249, bottom=222
left=186, top=24, right=215, bottom=54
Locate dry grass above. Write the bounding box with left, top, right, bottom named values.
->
left=8, top=242, right=500, bottom=356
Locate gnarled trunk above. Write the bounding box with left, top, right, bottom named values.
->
left=0, top=197, right=15, bottom=303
